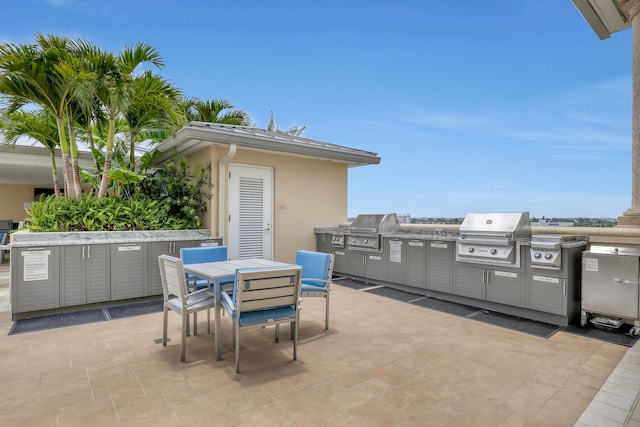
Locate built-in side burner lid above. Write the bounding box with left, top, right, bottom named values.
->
left=531, top=234, right=588, bottom=249
left=459, top=212, right=531, bottom=241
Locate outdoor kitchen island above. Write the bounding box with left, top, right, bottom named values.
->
left=8, top=229, right=223, bottom=319
left=316, top=212, right=587, bottom=327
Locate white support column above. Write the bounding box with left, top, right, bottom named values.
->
left=619, top=0, right=640, bottom=226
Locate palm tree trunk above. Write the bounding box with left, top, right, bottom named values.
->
left=50, top=152, right=61, bottom=197
left=97, top=118, right=116, bottom=198
left=67, top=123, right=83, bottom=196
left=129, top=133, right=137, bottom=171
left=55, top=116, right=75, bottom=197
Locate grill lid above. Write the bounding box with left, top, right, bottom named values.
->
left=349, top=213, right=400, bottom=234
left=459, top=212, right=531, bottom=241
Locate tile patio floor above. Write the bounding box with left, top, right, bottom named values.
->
left=0, top=261, right=639, bottom=426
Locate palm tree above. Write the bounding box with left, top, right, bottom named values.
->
left=123, top=71, right=182, bottom=170
left=181, top=97, right=250, bottom=125
left=0, top=34, right=94, bottom=197
left=0, top=110, right=62, bottom=196
left=85, top=41, right=164, bottom=198
left=267, top=111, right=306, bottom=136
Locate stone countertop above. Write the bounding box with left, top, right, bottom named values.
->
left=383, top=231, right=458, bottom=241
left=9, top=229, right=221, bottom=247
left=315, top=227, right=459, bottom=241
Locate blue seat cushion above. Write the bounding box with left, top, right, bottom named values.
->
left=239, top=305, right=296, bottom=326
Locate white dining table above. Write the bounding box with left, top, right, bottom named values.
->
left=183, top=258, right=293, bottom=361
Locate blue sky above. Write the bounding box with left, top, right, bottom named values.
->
left=1, top=0, right=633, bottom=218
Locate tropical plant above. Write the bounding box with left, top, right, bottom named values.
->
left=123, top=70, right=183, bottom=170
left=81, top=41, right=165, bottom=198
left=0, top=109, right=63, bottom=196
left=181, top=97, right=250, bottom=125
left=267, top=110, right=306, bottom=136
left=136, top=158, right=212, bottom=222
left=0, top=34, right=95, bottom=197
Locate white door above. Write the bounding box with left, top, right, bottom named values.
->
left=228, top=164, right=273, bottom=260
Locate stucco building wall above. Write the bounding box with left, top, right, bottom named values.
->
left=185, top=146, right=348, bottom=263
left=0, top=184, right=37, bottom=224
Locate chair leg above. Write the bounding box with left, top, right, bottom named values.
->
left=193, top=312, right=198, bottom=336
left=162, top=306, right=169, bottom=346
left=235, top=321, right=241, bottom=373
left=293, top=320, right=298, bottom=361
left=275, top=324, right=280, bottom=343
left=207, top=309, right=211, bottom=335
left=181, top=312, right=188, bottom=362
left=325, top=295, right=330, bottom=330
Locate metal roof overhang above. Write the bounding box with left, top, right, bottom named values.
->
left=152, top=122, right=381, bottom=168
left=0, top=144, right=95, bottom=186
left=572, top=0, right=631, bottom=39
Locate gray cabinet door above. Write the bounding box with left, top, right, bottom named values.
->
left=111, top=243, right=147, bottom=300
left=365, top=254, right=385, bottom=281
left=454, top=264, right=485, bottom=300
left=406, top=240, right=426, bottom=289
left=487, top=270, right=524, bottom=307
left=334, top=250, right=366, bottom=278
left=385, top=239, right=406, bottom=285
left=12, top=246, right=60, bottom=312
left=86, top=244, right=110, bottom=303
left=333, top=250, right=348, bottom=275
left=60, top=244, right=110, bottom=306
left=60, top=246, right=85, bottom=307
left=528, top=275, right=566, bottom=315
left=427, top=242, right=453, bottom=293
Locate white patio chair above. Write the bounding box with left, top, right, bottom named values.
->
left=158, top=254, right=216, bottom=362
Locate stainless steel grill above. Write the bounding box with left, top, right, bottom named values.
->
left=347, top=213, right=400, bottom=252
left=456, top=212, right=531, bottom=268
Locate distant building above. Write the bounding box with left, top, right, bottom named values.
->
left=531, top=219, right=574, bottom=227
left=397, top=214, right=411, bottom=224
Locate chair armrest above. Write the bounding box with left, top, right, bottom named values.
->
left=301, top=278, right=331, bottom=288
left=188, top=287, right=215, bottom=299
left=220, top=289, right=237, bottom=316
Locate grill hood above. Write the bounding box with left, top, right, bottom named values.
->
left=349, top=213, right=400, bottom=234
left=459, top=212, right=531, bottom=241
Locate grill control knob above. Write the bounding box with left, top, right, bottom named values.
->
left=490, top=249, right=497, bottom=255
left=534, top=252, right=542, bottom=259
left=468, top=247, right=475, bottom=253
left=545, top=253, right=553, bottom=260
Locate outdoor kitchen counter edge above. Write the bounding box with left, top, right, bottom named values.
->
left=8, top=229, right=221, bottom=246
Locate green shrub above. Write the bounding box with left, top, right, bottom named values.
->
left=26, top=159, right=211, bottom=232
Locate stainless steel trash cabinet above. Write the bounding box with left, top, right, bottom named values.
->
left=581, top=246, right=640, bottom=336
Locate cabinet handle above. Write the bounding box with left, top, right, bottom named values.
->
left=87, top=245, right=91, bottom=259
left=563, top=280, right=566, bottom=295
left=82, top=246, right=85, bottom=260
